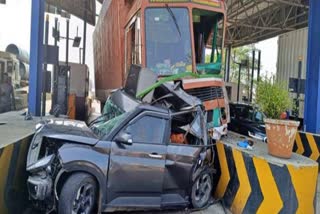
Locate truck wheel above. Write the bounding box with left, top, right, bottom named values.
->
left=191, top=171, right=212, bottom=208
left=58, top=173, right=97, bottom=214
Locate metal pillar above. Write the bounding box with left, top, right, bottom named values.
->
left=28, top=0, right=45, bottom=116
left=51, top=18, right=59, bottom=111
left=250, top=50, right=255, bottom=102
left=226, top=45, right=231, bottom=82
left=66, top=19, right=70, bottom=65
left=224, top=47, right=228, bottom=82
left=304, top=0, right=320, bottom=133
left=257, top=50, right=261, bottom=81
left=82, top=0, right=87, bottom=64
left=237, top=64, right=242, bottom=102
left=42, top=14, right=49, bottom=116
left=294, top=59, right=303, bottom=120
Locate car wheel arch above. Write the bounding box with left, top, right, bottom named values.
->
left=54, top=162, right=106, bottom=213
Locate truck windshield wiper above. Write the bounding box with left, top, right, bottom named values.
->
left=165, top=4, right=181, bottom=38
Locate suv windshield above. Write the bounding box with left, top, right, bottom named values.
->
left=145, top=8, right=192, bottom=75
left=91, top=113, right=129, bottom=137
left=90, top=100, right=130, bottom=137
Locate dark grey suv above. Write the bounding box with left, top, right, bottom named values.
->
left=26, top=84, right=215, bottom=214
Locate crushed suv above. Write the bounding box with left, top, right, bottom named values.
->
left=26, top=82, right=216, bottom=214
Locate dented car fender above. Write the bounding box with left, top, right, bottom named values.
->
left=55, top=141, right=111, bottom=208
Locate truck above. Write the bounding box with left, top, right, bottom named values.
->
left=93, top=0, right=230, bottom=129
left=0, top=51, right=21, bottom=87
left=0, top=50, right=29, bottom=111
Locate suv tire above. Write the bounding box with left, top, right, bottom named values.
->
left=58, top=173, right=97, bottom=214
left=191, top=170, right=212, bottom=208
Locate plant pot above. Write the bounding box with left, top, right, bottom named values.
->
left=264, top=119, right=300, bottom=159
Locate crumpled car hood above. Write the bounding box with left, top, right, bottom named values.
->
left=37, top=119, right=99, bottom=145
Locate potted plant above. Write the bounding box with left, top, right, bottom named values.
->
left=255, top=77, right=300, bottom=158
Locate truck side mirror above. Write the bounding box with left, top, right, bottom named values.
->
left=115, top=132, right=133, bottom=145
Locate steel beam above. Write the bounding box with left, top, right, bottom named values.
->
left=304, top=0, right=320, bottom=133
left=28, top=0, right=45, bottom=116
left=225, top=45, right=231, bottom=82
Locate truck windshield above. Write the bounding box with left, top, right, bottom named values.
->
left=145, top=8, right=192, bottom=75
left=192, top=9, right=224, bottom=74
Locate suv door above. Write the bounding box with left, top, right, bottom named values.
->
left=107, top=112, right=169, bottom=209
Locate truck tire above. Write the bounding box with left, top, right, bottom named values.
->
left=191, top=170, right=212, bottom=209
left=58, top=173, right=97, bottom=214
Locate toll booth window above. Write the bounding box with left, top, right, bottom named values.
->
left=192, top=9, right=224, bottom=74
left=125, top=12, right=142, bottom=74
left=145, top=8, right=192, bottom=75
left=7, top=61, right=13, bottom=73
left=0, top=62, right=4, bottom=77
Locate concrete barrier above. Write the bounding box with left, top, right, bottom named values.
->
left=0, top=135, right=32, bottom=214
left=214, top=133, right=318, bottom=214
left=294, top=131, right=320, bottom=166
left=0, top=112, right=40, bottom=214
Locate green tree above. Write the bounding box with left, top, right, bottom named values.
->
left=229, top=45, right=261, bottom=100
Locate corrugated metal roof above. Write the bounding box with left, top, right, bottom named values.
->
left=225, top=0, right=309, bottom=47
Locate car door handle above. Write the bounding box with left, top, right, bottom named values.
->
left=148, top=153, right=162, bottom=159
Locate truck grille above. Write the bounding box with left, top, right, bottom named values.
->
left=186, top=87, right=224, bottom=102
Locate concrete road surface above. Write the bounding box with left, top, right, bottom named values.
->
left=116, top=173, right=320, bottom=214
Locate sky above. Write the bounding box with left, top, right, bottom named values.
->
left=255, top=37, right=278, bottom=77
left=0, top=0, right=278, bottom=92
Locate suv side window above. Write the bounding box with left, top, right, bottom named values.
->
left=125, top=115, right=166, bottom=144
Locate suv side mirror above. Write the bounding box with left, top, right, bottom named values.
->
left=115, top=132, right=133, bottom=145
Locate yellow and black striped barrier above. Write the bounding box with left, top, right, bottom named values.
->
left=0, top=135, right=33, bottom=214
left=214, top=135, right=318, bottom=214
left=294, top=131, right=320, bottom=166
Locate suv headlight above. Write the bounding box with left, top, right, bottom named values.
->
left=27, top=133, right=43, bottom=167
left=27, top=154, right=55, bottom=173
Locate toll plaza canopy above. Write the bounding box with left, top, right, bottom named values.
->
left=225, top=0, right=309, bottom=47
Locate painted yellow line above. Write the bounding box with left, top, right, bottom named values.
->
left=253, top=157, right=283, bottom=214
left=231, top=149, right=252, bottom=214
left=0, top=145, right=14, bottom=214
left=214, top=142, right=230, bottom=199
left=288, top=165, right=318, bottom=214
left=295, top=133, right=305, bottom=155
left=306, top=134, right=320, bottom=161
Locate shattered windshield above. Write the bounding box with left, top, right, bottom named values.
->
left=145, top=8, right=192, bottom=75
left=90, top=100, right=129, bottom=137
left=91, top=113, right=129, bottom=138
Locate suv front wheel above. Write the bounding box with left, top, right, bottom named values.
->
left=58, top=173, right=97, bottom=214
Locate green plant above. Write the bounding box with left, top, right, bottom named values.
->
left=255, top=77, right=291, bottom=119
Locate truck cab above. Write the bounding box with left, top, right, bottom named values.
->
left=0, top=51, right=20, bottom=87
left=94, top=0, right=229, bottom=128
